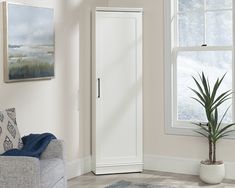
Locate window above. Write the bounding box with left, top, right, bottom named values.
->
left=164, top=0, right=234, bottom=136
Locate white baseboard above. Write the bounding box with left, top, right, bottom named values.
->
left=224, top=162, right=235, bottom=180
left=144, top=155, right=235, bottom=180
left=66, top=156, right=91, bottom=180
left=66, top=155, right=235, bottom=180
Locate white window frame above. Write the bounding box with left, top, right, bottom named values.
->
left=164, top=0, right=235, bottom=138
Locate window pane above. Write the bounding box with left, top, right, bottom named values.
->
left=178, top=13, right=204, bottom=46
left=206, top=11, right=232, bottom=46
left=178, top=0, right=204, bottom=12
left=206, top=0, right=232, bottom=10
left=177, top=51, right=232, bottom=123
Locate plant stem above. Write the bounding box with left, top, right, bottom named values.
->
left=208, top=123, right=213, bottom=164
left=213, top=142, right=216, bottom=164
left=209, top=138, right=213, bottom=164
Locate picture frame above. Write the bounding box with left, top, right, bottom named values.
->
left=3, top=2, right=55, bottom=82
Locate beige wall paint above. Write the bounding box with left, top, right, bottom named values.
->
left=0, top=0, right=105, bottom=162
left=106, top=0, right=235, bottom=162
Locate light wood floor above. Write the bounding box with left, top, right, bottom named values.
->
left=68, top=171, right=235, bottom=188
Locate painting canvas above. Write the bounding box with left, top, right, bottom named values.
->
left=4, top=3, right=54, bottom=82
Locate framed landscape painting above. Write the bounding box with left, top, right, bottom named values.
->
left=3, top=2, right=54, bottom=82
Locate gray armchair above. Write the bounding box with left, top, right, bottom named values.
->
left=0, top=139, right=67, bottom=188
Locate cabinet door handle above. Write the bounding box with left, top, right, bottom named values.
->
left=98, top=78, right=101, bottom=98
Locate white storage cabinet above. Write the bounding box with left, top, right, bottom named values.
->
left=92, top=7, right=143, bottom=175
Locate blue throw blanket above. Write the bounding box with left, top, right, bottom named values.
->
left=1, top=133, right=56, bottom=158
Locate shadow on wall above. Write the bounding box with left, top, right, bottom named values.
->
left=57, top=0, right=98, bottom=160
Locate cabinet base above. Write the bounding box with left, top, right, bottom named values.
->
left=92, top=163, right=143, bottom=175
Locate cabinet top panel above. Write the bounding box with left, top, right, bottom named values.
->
left=96, top=7, right=143, bottom=13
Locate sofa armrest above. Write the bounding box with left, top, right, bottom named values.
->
left=0, top=156, right=40, bottom=188
left=40, top=139, right=65, bottom=160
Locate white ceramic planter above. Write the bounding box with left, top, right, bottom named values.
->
left=199, top=162, right=225, bottom=184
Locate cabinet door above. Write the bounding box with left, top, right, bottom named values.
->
left=96, top=11, right=142, bottom=166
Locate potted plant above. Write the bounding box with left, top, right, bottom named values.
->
left=191, top=72, right=235, bottom=184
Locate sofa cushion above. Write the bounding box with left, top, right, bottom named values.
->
left=40, top=158, right=64, bottom=188
left=0, top=108, right=23, bottom=154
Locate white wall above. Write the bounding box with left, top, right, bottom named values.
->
left=104, top=0, right=235, bottom=177
left=0, top=0, right=104, bottom=177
